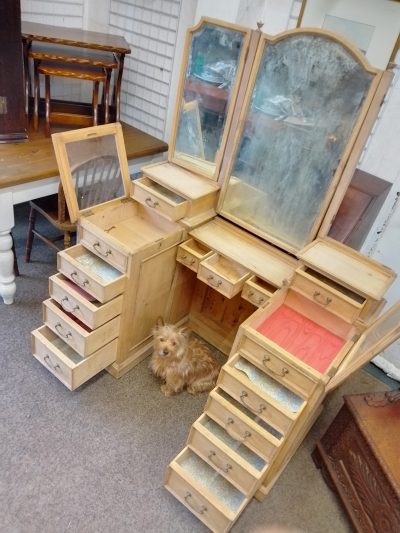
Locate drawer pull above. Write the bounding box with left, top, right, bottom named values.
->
left=145, top=197, right=159, bottom=209
left=262, top=356, right=289, bottom=377
left=207, top=275, right=222, bottom=288
left=240, top=391, right=266, bottom=414
left=208, top=451, right=232, bottom=473
left=60, top=296, right=80, bottom=313
left=225, top=417, right=251, bottom=442
left=248, top=290, right=265, bottom=305
left=71, top=271, right=89, bottom=287
left=43, top=354, right=60, bottom=372
left=184, top=491, right=207, bottom=515
left=180, top=254, right=196, bottom=266
left=93, top=241, right=112, bottom=257
left=313, top=291, right=332, bottom=306
left=55, top=322, right=72, bottom=339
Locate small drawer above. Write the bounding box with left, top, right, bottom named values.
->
left=189, top=413, right=268, bottom=494
left=198, top=253, right=251, bottom=299
left=176, top=238, right=213, bottom=272
left=32, top=326, right=117, bottom=390
left=133, top=176, right=188, bottom=221
left=239, top=334, right=317, bottom=398
left=241, top=275, right=278, bottom=308
left=292, top=266, right=366, bottom=323
left=220, top=354, right=305, bottom=436
left=49, top=273, right=123, bottom=330
left=57, top=244, right=126, bottom=303
left=205, top=389, right=282, bottom=462
left=42, top=298, right=120, bottom=357
left=80, top=227, right=129, bottom=273
left=165, top=447, right=248, bottom=533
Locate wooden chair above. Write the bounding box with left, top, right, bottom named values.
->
left=25, top=183, right=76, bottom=262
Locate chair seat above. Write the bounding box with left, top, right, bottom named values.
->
left=29, top=195, right=76, bottom=233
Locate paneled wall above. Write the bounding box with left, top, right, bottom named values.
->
left=21, top=0, right=84, bottom=26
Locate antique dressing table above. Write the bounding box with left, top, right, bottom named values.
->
left=30, top=18, right=400, bottom=532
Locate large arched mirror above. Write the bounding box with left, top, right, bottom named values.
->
left=218, top=29, right=378, bottom=252
left=170, top=18, right=251, bottom=180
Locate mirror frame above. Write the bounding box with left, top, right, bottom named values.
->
left=217, top=27, right=382, bottom=253
left=168, top=17, right=252, bottom=181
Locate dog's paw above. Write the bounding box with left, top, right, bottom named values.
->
left=161, top=384, right=174, bottom=397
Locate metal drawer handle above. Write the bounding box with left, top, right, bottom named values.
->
left=262, top=355, right=289, bottom=377
left=60, top=296, right=80, bottom=314
left=313, top=291, right=332, bottom=306
left=225, top=418, right=251, bottom=442
left=180, top=254, right=195, bottom=266
left=145, top=197, right=159, bottom=208
left=184, top=492, right=207, bottom=515
left=55, top=322, right=72, bottom=339
left=240, top=391, right=266, bottom=414
left=207, top=275, right=222, bottom=288
left=44, top=354, right=60, bottom=372
left=208, top=451, right=232, bottom=473
left=93, top=241, right=112, bottom=257
left=71, top=271, right=89, bottom=287
left=248, top=290, right=265, bottom=305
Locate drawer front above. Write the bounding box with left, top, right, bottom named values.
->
left=80, top=228, right=129, bottom=273
left=241, top=277, right=277, bottom=308
left=239, top=335, right=317, bottom=398
left=32, top=326, right=117, bottom=390
left=43, top=298, right=120, bottom=357
left=219, top=366, right=295, bottom=436
left=165, top=464, right=232, bottom=533
left=49, top=274, right=123, bottom=330
left=198, top=261, right=236, bottom=298
left=57, top=244, right=125, bottom=303
left=197, top=254, right=250, bottom=299
left=176, top=239, right=212, bottom=273
left=292, top=271, right=363, bottom=323
left=206, top=392, right=281, bottom=462
left=133, top=177, right=188, bottom=221
left=188, top=424, right=259, bottom=494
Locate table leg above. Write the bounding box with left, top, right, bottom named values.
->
left=0, top=192, right=16, bottom=305
left=114, top=53, right=125, bottom=122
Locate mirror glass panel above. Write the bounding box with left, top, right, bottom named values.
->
left=219, top=34, right=373, bottom=251
left=173, top=22, right=247, bottom=178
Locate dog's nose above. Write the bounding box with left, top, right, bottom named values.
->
left=163, top=348, right=169, bottom=356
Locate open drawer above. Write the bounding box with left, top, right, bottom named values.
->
left=49, top=273, right=123, bottom=330
left=42, top=298, right=120, bottom=357
left=188, top=413, right=269, bottom=495
left=132, top=176, right=188, bottom=221
left=198, top=253, right=251, bottom=298
left=165, top=447, right=248, bottom=533
left=241, top=275, right=279, bottom=308
left=32, top=325, right=117, bottom=390
left=176, top=238, right=213, bottom=272
left=57, top=244, right=126, bottom=304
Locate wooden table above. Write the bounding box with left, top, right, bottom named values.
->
left=0, top=121, right=167, bottom=305
left=21, top=21, right=131, bottom=122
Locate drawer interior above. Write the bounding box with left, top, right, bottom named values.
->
left=178, top=448, right=245, bottom=513
left=232, top=355, right=304, bottom=414
left=181, top=238, right=212, bottom=259
left=197, top=415, right=267, bottom=472
left=201, top=254, right=250, bottom=283
left=64, top=246, right=123, bottom=283
left=137, top=177, right=187, bottom=204
left=245, top=276, right=278, bottom=296
left=36, top=326, right=83, bottom=364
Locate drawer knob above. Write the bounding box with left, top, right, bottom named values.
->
left=60, top=296, right=80, bottom=314
left=313, top=291, right=332, bottom=306
left=184, top=492, right=207, bottom=515
left=225, top=417, right=251, bottom=442
left=262, top=356, right=289, bottom=377
left=208, top=450, right=232, bottom=473
left=240, top=391, right=266, bottom=414
left=44, top=354, right=60, bottom=372
left=71, top=271, right=89, bottom=287
left=207, top=275, right=222, bottom=288
left=145, top=197, right=159, bottom=209
left=93, top=241, right=112, bottom=257
left=55, top=322, right=72, bottom=339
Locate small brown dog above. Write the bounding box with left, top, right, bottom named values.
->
left=149, top=317, right=221, bottom=396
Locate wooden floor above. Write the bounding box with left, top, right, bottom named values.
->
left=0, top=119, right=168, bottom=188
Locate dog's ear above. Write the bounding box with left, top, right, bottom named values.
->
left=179, top=326, right=191, bottom=339
left=156, top=316, right=165, bottom=327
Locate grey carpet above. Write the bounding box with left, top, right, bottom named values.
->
left=1, top=202, right=389, bottom=533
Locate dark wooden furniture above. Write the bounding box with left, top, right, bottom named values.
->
left=0, top=0, right=27, bottom=143
left=22, top=21, right=131, bottom=123
left=312, top=391, right=400, bottom=533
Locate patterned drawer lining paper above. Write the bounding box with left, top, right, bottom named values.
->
left=200, top=416, right=267, bottom=471
left=256, top=304, right=346, bottom=373
left=180, top=450, right=245, bottom=512
left=234, top=357, right=304, bottom=413
left=76, top=252, right=122, bottom=281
